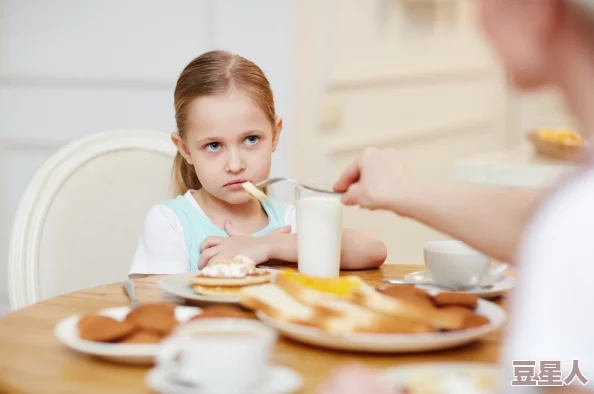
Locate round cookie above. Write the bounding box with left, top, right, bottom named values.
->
left=119, top=330, right=163, bottom=344
left=432, top=292, right=478, bottom=309
left=379, top=285, right=432, bottom=300
left=440, top=306, right=476, bottom=318
left=463, top=313, right=490, bottom=329
left=190, top=305, right=252, bottom=321
left=379, top=285, right=435, bottom=309
left=77, top=315, right=136, bottom=342
left=125, top=303, right=177, bottom=334
left=440, top=306, right=490, bottom=330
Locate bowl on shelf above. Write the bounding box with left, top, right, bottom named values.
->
left=526, top=128, right=587, bottom=162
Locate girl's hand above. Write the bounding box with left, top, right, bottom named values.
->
left=198, top=220, right=291, bottom=268
left=333, top=147, right=410, bottom=213
left=315, top=365, right=395, bottom=394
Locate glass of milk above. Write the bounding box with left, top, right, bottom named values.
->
left=295, top=185, right=343, bottom=277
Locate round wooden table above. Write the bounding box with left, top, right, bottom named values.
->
left=0, top=265, right=507, bottom=393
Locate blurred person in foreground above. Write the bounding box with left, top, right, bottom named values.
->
left=319, top=0, right=594, bottom=393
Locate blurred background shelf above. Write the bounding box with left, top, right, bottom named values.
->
left=453, top=144, right=579, bottom=189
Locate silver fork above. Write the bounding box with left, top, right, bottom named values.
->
left=253, top=177, right=342, bottom=195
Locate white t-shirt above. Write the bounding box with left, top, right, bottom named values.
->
left=501, top=167, right=594, bottom=392
left=129, top=191, right=296, bottom=275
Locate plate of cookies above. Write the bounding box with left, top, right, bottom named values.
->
left=54, top=303, right=201, bottom=364
left=159, top=256, right=276, bottom=303
left=240, top=271, right=506, bottom=353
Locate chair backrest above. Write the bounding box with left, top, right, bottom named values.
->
left=8, top=130, right=176, bottom=310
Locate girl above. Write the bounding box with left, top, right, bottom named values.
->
left=129, top=50, right=387, bottom=275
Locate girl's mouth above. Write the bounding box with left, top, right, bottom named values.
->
left=223, top=180, right=249, bottom=190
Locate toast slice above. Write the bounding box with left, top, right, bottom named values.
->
left=239, top=284, right=315, bottom=324
left=315, top=299, right=434, bottom=335
left=352, top=285, right=465, bottom=331
left=274, top=271, right=364, bottom=301
left=275, top=273, right=434, bottom=335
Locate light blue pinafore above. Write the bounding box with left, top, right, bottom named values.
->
left=159, top=195, right=289, bottom=271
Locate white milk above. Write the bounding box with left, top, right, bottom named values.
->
left=296, top=196, right=343, bottom=277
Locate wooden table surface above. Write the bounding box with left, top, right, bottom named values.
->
left=0, top=265, right=508, bottom=394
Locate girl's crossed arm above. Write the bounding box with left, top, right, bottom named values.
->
left=198, top=220, right=387, bottom=270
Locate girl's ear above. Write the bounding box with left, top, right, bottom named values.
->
left=272, top=116, right=283, bottom=152
left=171, top=132, right=192, bottom=163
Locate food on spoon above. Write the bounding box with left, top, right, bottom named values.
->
left=242, top=181, right=268, bottom=201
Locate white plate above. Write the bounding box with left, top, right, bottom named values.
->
left=404, top=270, right=516, bottom=299
left=380, top=362, right=501, bottom=392
left=145, top=364, right=302, bottom=394
left=256, top=298, right=505, bottom=353
left=159, top=270, right=277, bottom=304
left=54, top=306, right=201, bottom=364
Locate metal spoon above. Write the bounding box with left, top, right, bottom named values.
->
left=381, top=278, right=458, bottom=290
left=253, top=177, right=342, bottom=195
left=381, top=278, right=494, bottom=291
left=122, top=280, right=140, bottom=308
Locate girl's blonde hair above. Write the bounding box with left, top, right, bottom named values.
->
left=172, top=50, right=276, bottom=196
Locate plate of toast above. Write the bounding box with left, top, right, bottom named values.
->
left=159, top=257, right=277, bottom=303
left=54, top=303, right=202, bottom=364
left=239, top=271, right=506, bottom=353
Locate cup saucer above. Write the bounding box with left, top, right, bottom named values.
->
left=403, top=270, right=515, bottom=298
left=145, top=363, right=303, bottom=394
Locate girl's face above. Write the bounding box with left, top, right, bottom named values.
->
left=174, top=88, right=281, bottom=205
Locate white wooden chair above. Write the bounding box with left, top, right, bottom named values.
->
left=8, top=130, right=176, bottom=310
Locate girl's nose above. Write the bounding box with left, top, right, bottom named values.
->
left=225, top=150, right=246, bottom=173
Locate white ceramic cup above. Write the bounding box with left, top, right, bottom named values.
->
left=156, top=318, right=277, bottom=393
left=424, top=240, right=508, bottom=290
left=295, top=185, right=343, bottom=278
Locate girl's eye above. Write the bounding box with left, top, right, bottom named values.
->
left=205, top=142, right=221, bottom=152
left=244, top=135, right=260, bottom=146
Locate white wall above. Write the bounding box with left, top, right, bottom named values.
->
left=0, top=0, right=291, bottom=312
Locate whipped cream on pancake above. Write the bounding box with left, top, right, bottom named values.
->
left=200, top=256, right=257, bottom=278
